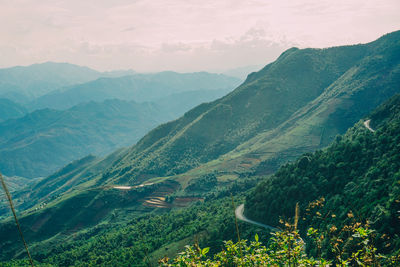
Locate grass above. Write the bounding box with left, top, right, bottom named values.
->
left=149, top=231, right=209, bottom=265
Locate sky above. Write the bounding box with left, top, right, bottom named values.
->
left=0, top=0, right=399, bottom=72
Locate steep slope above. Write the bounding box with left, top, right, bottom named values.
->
left=153, top=89, right=233, bottom=118
left=97, top=31, right=400, bottom=185
left=245, top=93, right=400, bottom=253
left=28, top=72, right=241, bottom=110
left=222, top=64, right=263, bottom=80
left=0, top=98, right=27, bottom=122
left=0, top=100, right=168, bottom=178
left=215, top=30, right=400, bottom=175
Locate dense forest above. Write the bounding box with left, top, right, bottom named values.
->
left=246, top=93, right=400, bottom=258
left=1, top=196, right=254, bottom=266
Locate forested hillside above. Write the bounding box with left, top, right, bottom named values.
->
left=246, top=93, right=400, bottom=255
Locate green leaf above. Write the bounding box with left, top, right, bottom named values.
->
left=202, top=247, right=210, bottom=256
left=255, top=233, right=259, bottom=242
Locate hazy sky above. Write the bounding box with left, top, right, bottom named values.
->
left=1, top=0, right=399, bottom=72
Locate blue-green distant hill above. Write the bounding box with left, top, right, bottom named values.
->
left=0, top=86, right=232, bottom=179
left=0, top=68, right=240, bottom=178
left=0, top=98, right=27, bottom=122
left=0, top=62, right=105, bottom=101
left=0, top=100, right=166, bottom=178
left=28, top=71, right=241, bottom=110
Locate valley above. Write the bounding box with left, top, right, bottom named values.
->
left=0, top=68, right=240, bottom=179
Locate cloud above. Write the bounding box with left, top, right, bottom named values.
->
left=0, top=0, right=399, bottom=71
left=161, top=42, right=192, bottom=53
left=122, top=27, right=136, bottom=32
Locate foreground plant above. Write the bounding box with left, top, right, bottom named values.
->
left=159, top=231, right=329, bottom=266
left=159, top=198, right=400, bottom=266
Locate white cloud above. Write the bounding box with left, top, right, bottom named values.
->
left=0, top=0, right=399, bottom=71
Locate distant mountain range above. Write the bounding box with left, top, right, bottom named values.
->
left=27, top=71, right=241, bottom=111
left=0, top=89, right=236, bottom=179
left=0, top=65, right=241, bottom=178
left=0, top=62, right=241, bottom=107
left=0, top=98, right=27, bottom=122
left=0, top=99, right=169, bottom=178
left=0, top=62, right=129, bottom=102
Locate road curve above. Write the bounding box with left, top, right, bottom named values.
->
left=364, top=120, right=375, bottom=132
left=235, top=204, right=278, bottom=231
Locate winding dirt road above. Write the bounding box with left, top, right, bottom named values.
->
left=364, top=120, right=375, bottom=132
left=235, top=204, right=277, bottom=231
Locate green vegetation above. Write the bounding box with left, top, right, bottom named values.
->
left=2, top=93, right=399, bottom=265
left=164, top=210, right=400, bottom=266
left=185, top=173, right=217, bottom=193
left=0, top=196, right=253, bottom=266
left=96, top=30, right=400, bottom=187
left=246, top=93, right=400, bottom=256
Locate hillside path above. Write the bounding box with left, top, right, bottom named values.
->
left=364, top=120, right=375, bottom=132
left=235, top=204, right=278, bottom=231
left=112, top=183, right=154, bottom=190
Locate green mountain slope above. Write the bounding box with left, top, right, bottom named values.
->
left=0, top=100, right=169, bottom=178
left=28, top=72, right=241, bottom=110
left=222, top=64, right=263, bottom=80
left=95, top=31, right=400, bottom=186
left=217, top=30, right=400, bottom=175
left=9, top=149, right=129, bottom=213
left=2, top=90, right=400, bottom=267
left=245, top=93, right=400, bottom=254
